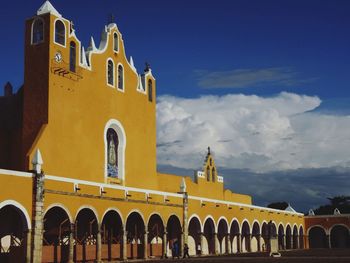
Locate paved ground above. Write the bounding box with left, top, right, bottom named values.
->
left=125, top=249, right=350, bottom=263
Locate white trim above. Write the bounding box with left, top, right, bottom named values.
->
left=101, top=207, right=124, bottom=225
left=188, top=195, right=303, bottom=216
left=329, top=223, right=350, bottom=233
left=229, top=218, right=240, bottom=234
left=203, top=215, right=217, bottom=233
left=106, top=58, right=115, bottom=88
left=217, top=216, right=229, bottom=233
left=306, top=225, right=327, bottom=236
left=147, top=213, right=164, bottom=228
left=305, top=213, right=350, bottom=218
left=75, top=205, right=99, bottom=224
left=53, top=18, right=66, bottom=48
left=241, top=219, right=251, bottom=234
left=166, top=213, right=182, bottom=227
left=126, top=209, right=145, bottom=225
left=188, top=214, right=203, bottom=232
left=44, top=203, right=73, bottom=223
left=277, top=222, right=285, bottom=235
left=117, top=63, right=125, bottom=92
left=104, top=119, right=126, bottom=182
left=251, top=220, right=260, bottom=235
left=31, top=17, right=45, bottom=45
left=298, top=225, right=304, bottom=234
left=0, top=200, right=31, bottom=229
left=285, top=223, right=292, bottom=234
left=113, top=31, right=119, bottom=53
left=0, top=169, right=33, bottom=178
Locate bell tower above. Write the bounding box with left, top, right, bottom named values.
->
left=22, top=1, right=61, bottom=169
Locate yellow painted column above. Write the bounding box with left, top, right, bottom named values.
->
left=162, top=229, right=167, bottom=258
left=122, top=226, right=127, bottom=260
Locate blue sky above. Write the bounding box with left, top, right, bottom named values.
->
left=1, top=1, right=350, bottom=212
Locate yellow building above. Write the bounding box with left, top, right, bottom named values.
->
left=0, top=1, right=305, bottom=262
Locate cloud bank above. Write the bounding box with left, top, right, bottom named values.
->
left=157, top=92, right=350, bottom=172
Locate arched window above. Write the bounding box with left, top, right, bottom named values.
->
left=148, top=79, right=153, bottom=102
left=117, top=65, right=124, bottom=90
left=69, top=41, right=76, bottom=72
left=107, top=128, right=119, bottom=178
left=104, top=120, right=126, bottom=181
left=206, top=166, right=210, bottom=181
left=32, top=18, right=44, bottom=44
left=113, top=32, right=119, bottom=52
left=212, top=168, right=216, bottom=182
left=107, top=59, right=114, bottom=86
left=54, top=20, right=65, bottom=46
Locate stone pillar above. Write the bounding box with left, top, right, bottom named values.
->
left=237, top=234, right=242, bottom=253
left=290, top=235, right=293, bottom=250
left=96, top=224, right=102, bottom=262
left=257, top=234, right=261, bottom=252
left=180, top=231, right=184, bottom=257
left=304, top=235, right=309, bottom=249
left=26, top=229, right=32, bottom=263
left=225, top=234, right=230, bottom=254
left=294, top=234, right=299, bottom=249
left=162, top=230, right=168, bottom=258
left=182, top=192, right=189, bottom=257
left=200, top=232, right=205, bottom=255
left=327, top=234, right=331, bottom=248
left=122, top=226, right=127, bottom=260
left=32, top=172, right=45, bottom=263
left=214, top=232, right=218, bottom=255
left=281, top=234, right=285, bottom=250
left=247, top=234, right=252, bottom=252
left=68, top=223, right=75, bottom=263
left=143, top=228, right=148, bottom=259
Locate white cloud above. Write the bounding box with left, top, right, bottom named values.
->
left=156, top=92, right=350, bottom=172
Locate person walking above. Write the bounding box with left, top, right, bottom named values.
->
left=183, top=243, right=190, bottom=258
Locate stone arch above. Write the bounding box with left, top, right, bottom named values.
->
left=308, top=226, right=328, bottom=248
left=251, top=221, right=260, bottom=252
left=147, top=213, right=164, bottom=258
left=126, top=211, right=145, bottom=259
left=42, top=206, right=71, bottom=262
left=241, top=220, right=251, bottom=252
left=101, top=209, right=123, bottom=261
left=166, top=215, right=182, bottom=257
left=44, top=203, right=73, bottom=223
left=203, top=217, right=216, bottom=255
left=278, top=223, right=285, bottom=250
left=75, top=207, right=99, bottom=262
left=285, top=224, right=292, bottom=249
left=298, top=225, right=304, bottom=249
left=188, top=215, right=202, bottom=256
left=217, top=217, right=229, bottom=254
left=229, top=219, right=240, bottom=253
left=0, top=202, right=30, bottom=263
left=0, top=200, right=31, bottom=229
left=330, top=224, right=350, bottom=248
left=292, top=225, right=298, bottom=249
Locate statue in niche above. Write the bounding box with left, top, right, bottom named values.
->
left=107, top=128, right=118, bottom=178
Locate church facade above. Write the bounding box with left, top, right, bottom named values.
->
left=1, top=2, right=341, bottom=263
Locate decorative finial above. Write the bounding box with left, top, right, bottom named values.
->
left=208, top=146, right=211, bottom=155
left=32, top=149, right=43, bottom=174
left=108, top=13, right=115, bottom=24
left=144, top=62, right=151, bottom=72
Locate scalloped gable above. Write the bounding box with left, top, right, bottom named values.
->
left=37, top=1, right=62, bottom=17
